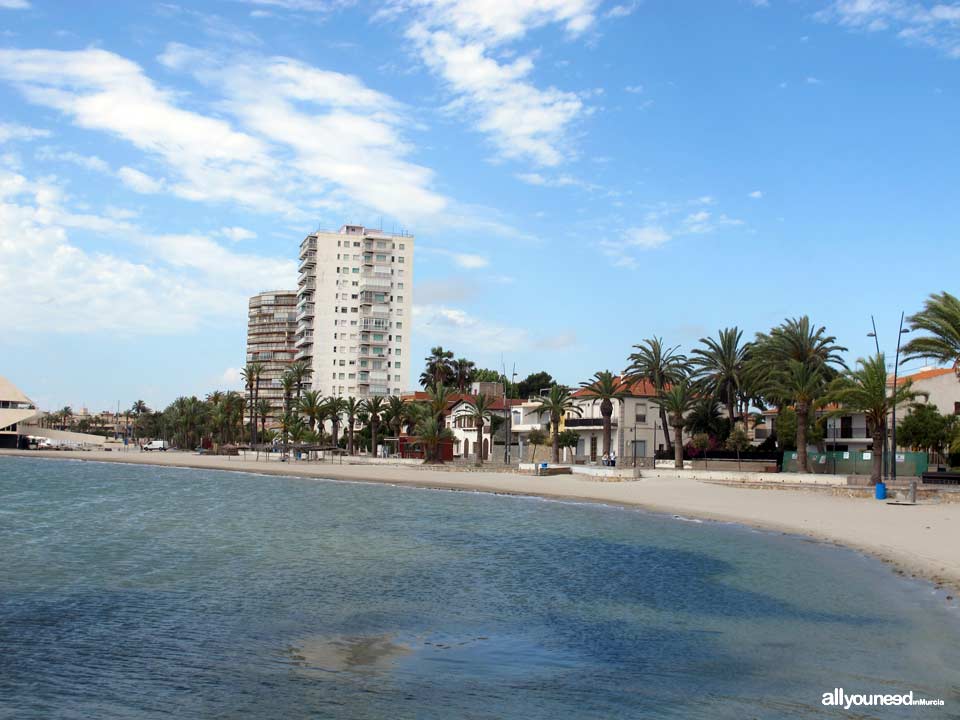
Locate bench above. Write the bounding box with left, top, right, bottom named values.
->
left=921, top=471, right=960, bottom=485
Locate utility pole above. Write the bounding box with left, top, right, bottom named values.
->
left=867, top=316, right=889, bottom=481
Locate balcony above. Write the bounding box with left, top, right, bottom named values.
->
left=564, top=417, right=617, bottom=428
left=296, top=304, right=315, bottom=321
left=295, top=348, right=312, bottom=361
left=299, top=278, right=315, bottom=292
left=295, top=333, right=313, bottom=347
left=359, top=276, right=392, bottom=291
left=298, top=252, right=316, bottom=271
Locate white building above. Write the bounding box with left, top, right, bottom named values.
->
left=246, top=290, right=298, bottom=424
left=295, top=225, right=413, bottom=399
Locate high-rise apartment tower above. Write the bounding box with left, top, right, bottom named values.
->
left=295, top=225, right=413, bottom=398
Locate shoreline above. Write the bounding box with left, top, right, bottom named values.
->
left=4, top=449, right=959, bottom=595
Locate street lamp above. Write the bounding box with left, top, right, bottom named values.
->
left=890, top=313, right=911, bottom=499
left=867, top=316, right=889, bottom=481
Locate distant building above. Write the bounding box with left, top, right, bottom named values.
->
left=246, top=290, right=298, bottom=425
left=0, top=375, right=39, bottom=449
left=295, top=225, right=413, bottom=399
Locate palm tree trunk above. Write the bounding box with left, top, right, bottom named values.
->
left=871, top=426, right=884, bottom=485
left=796, top=402, right=810, bottom=473
left=660, top=406, right=673, bottom=453
left=552, top=413, right=560, bottom=463
left=602, top=412, right=612, bottom=457
left=727, top=397, right=736, bottom=432
left=673, top=423, right=683, bottom=469
left=475, top=422, right=483, bottom=467
left=371, top=417, right=378, bottom=458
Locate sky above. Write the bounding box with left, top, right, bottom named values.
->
left=1, top=0, right=958, bottom=413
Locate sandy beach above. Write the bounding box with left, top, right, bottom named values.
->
left=3, top=448, right=959, bottom=594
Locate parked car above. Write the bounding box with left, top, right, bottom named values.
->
left=143, top=440, right=169, bottom=452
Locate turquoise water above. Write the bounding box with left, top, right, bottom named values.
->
left=1, top=457, right=958, bottom=719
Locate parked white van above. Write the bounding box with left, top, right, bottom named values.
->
left=143, top=440, right=169, bottom=452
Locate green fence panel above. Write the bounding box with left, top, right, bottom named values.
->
left=782, top=451, right=928, bottom=476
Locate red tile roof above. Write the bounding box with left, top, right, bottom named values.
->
left=572, top=375, right=660, bottom=398
left=889, top=366, right=956, bottom=385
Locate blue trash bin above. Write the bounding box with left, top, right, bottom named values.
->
left=875, top=482, right=887, bottom=500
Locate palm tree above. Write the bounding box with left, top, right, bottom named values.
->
left=453, top=357, right=476, bottom=393
left=385, top=395, right=408, bottom=442
left=410, top=406, right=454, bottom=464
left=287, top=361, right=312, bottom=406
left=825, top=353, right=922, bottom=484
left=241, top=362, right=263, bottom=445
left=691, top=327, right=750, bottom=430
left=654, top=381, right=696, bottom=468
left=464, top=394, right=495, bottom=466
left=363, top=396, right=386, bottom=457
left=625, top=338, right=688, bottom=455
left=299, top=390, right=324, bottom=434
left=280, top=371, right=296, bottom=447
left=426, top=383, right=454, bottom=426
left=325, top=396, right=347, bottom=448
left=344, top=396, right=362, bottom=454
left=420, top=346, right=455, bottom=389
left=59, top=406, right=73, bottom=431
left=256, top=398, right=271, bottom=440
left=578, top=370, right=630, bottom=459
left=533, top=385, right=582, bottom=463
left=761, top=360, right=826, bottom=473
left=901, top=291, right=960, bottom=378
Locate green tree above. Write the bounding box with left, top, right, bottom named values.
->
left=557, top=428, right=579, bottom=461
left=901, top=291, right=960, bottom=379
left=325, top=396, right=347, bottom=448
left=691, top=327, right=750, bottom=429
left=410, top=406, right=454, bottom=464
left=527, top=428, right=546, bottom=463
left=752, top=317, right=846, bottom=472
left=299, top=391, right=324, bottom=434
left=287, top=361, right=312, bottom=406
left=363, top=396, right=386, bottom=457
left=516, top=371, right=554, bottom=400
left=533, top=385, right=582, bottom=463
left=725, top=423, right=751, bottom=470
left=655, top=381, right=696, bottom=468
left=893, top=403, right=954, bottom=454
left=691, top=432, right=711, bottom=468
left=684, top=398, right=727, bottom=439
left=824, top=353, right=921, bottom=484
left=625, top=337, right=689, bottom=455
left=421, top=346, right=455, bottom=389
left=453, top=358, right=476, bottom=393
left=344, top=396, right=362, bottom=455
left=578, top=370, right=630, bottom=459
left=463, top=394, right=495, bottom=466
left=241, top=362, right=264, bottom=445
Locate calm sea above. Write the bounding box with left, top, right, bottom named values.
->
left=1, top=456, right=957, bottom=719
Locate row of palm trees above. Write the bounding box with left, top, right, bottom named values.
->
left=522, top=291, right=960, bottom=484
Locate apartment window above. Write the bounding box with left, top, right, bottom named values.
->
left=399, top=243, right=405, bottom=250
left=397, top=282, right=404, bottom=289
left=397, top=296, right=403, bottom=303
left=332, top=373, right=336, bottom=379
left=339, top=373, right=345, bottom=379
left=396, top=309, right=403, bottom=316
left=398, top=270, right=404, bottom=276
left=348, top=373, right=355, bottom=380
left=394, top=375, right=400, bottom=382
left=395, top=349, right=402, bottom=356
left=395, top=335, right=402, bottom=342
left=396, top=322, right=402, bottom=329
left=955, top=402, right=960, bottom=415
left=395, top=361, right=402, bottom=369
left=339, top=360, right=346, bottom=366
left=353, top=241, right=360, bottom=247
left=376, top=254, right=387, bottom=262
left=635, top=404, right=647, bottom=423
left=341, top=307, right=348, bottom=313
left=351, top=294, right=358, bottom=299
left=352, top=268, right=360, bottom=273
left=351, top=307, right=358, bottom=313
left=398, top=256, right=405, bottom=263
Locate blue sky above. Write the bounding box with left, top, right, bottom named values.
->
left=1, top=0, right=958, bottom=412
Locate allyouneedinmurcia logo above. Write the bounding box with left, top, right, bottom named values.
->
left=822, top=688, right=945, bottom=710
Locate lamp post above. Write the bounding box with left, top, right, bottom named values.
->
left=867, top=317, right=889, bottom=482
left=891, top=312, right=911, bottom=498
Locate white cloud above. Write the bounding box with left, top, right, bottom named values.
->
left=605, top=2, right=639, bottom=18
left=419, top=244, right=490, bottom=268
left=538, top=330, right=577, bottom=350
left=816, top=0, right=960, bottom=58
left=36, top=147, right=110, bottom=173
left=219, top=226, right=257, bottom=241
left=748, top=190, right=764, bottom=199
left=0, top=168, right=294, bottom=334
left=218, top=367, right=244, bottom=388
left=0, top=122, right=49, bottom=143
left=0, top=0, right=30, bottom=8
left=681, top=210, right=744, bottom=234
left=118, top=166, right=165, bottom=194
left=395, top=0, right=597, bottom=167
left=515, top=171, right=598, bottom=189
left=625, top=225, right=671, bottom=248
left=413, top=303, right=529, bottom=352
left=805, top=76, right=822, bottom=84
left=624, top=84, right=644, bottom=94
left=158, top=42, right=448, bottom=218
